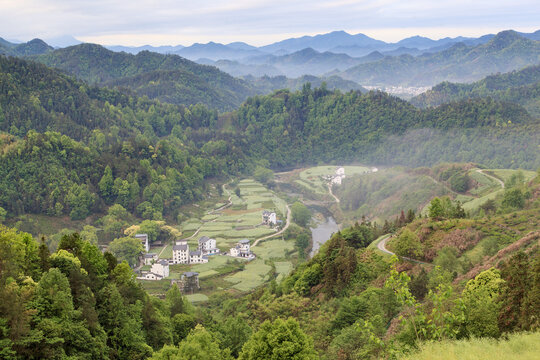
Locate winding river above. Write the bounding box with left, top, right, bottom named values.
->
left=309, top=216, right=339, bottom=257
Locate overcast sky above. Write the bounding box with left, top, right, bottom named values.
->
left=0, top=0, right=538, bottom=46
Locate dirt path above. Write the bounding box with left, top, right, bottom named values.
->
left=328, top=183, right=340, bottom=203
left=157, top=244, right=169, bottom=258
left=252, top=204, right=291, bottom=246
left=207, top=184, right=233, bottom=214
left=476, top=169, right=505, bottom=189
left=377, top=234, right=432, bottom=266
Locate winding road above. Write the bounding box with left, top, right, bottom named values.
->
left=252, top=204, right=291, bottom=246
left=376, top=234, right=432, bottom=266
left=476, top=169, right=504, bottom=189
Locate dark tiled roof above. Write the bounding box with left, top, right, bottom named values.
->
left=173, top=244, right=188, bottom=251
left=144, top=253, right=157, bottom=258
left=183, top=271, right=199, bottom=277
left=198, top=236, right=210, bottom=244
left=158, top=260, right=169, bottom=266
left=239, top=239, right=250, bottom=244
left=190, top=250, right=201, bottom=256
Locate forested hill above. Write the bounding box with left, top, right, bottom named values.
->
left=0, top=38, right=53, bottom=57
left=232, top=87, right=536, bottom=168
left=411, top=64, right=540, bottom=116
left=33, top=43, right=255, bottom=111
left=339, top=30, right=540, bottom=86
left=0, top=55, right=250, bottom=220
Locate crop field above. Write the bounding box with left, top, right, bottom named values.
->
left=159, top=244, right=173, bottom=259
left=400, top=332, right=540, bottom=360
left=468, top=170, right=499, bottom=196
left=252, top=238, right=294, bottom=260
left=225, top=259, right=272, bottom=292
left=185, top=294, right=209, bottom=303
left=487, top=169, right=536, bottom=183
left=171, top=178, right=293, bottom=294
left=274, top=261, right=293, bottom=282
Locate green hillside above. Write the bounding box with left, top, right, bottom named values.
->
left=33, top=43, right=255, bottom=111
left=411, top=64, right=540, bottom=117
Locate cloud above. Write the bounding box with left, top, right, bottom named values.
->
left=0, top=0, right=538, bottom=45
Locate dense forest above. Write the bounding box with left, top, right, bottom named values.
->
left=32, top=44, right=255, bottom=111
left=231, top=86, right=538, bottom=168
left=0, top=56, right=250, bottom=221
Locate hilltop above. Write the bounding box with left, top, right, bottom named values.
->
left=411, top=64, right=540, bottom=117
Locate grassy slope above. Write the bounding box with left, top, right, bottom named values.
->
left=400, top=332, right=540, bottom=360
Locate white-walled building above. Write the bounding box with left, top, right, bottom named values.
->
left=229, top=239, right=254, bottom=259
left=198, top=236, right=219, bottom=255
left=135, top=233, right=150, bottom=252
left=137, top=272, right=163, bottom=281
left=151, top=260, right=170, bottom=278
left=189, top=250, right=208, bottom=264
left=173, top=242, right=189, bottom=264
left=262, top=211, right=277, bottom=225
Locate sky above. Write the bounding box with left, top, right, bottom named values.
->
left=0, top=0, right=538, bottom=46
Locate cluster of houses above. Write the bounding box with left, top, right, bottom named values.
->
left=137, top=235, right=256, bottom=282
left=136, top=208, right=277, bottom=289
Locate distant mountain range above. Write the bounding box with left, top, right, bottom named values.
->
left=338, top=31, right=540, bottom=86
left=2, top=29, right=539, bottom=102
left=104, top=29, right=540, bottom=59
left=21, top=43, right=361, bottom=111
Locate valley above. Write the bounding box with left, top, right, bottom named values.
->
left=1, top=14, right=540, bottom=359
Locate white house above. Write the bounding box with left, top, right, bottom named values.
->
left=189, top=250, right=208, bottom=264
left=336, top=167, right=345, bottom=176
left=135, top=233, right=149, bottom=252
left=198, top=236, right=219, bottom=255
left=151, top=260, right=170, bottom=278
left=173, top=242, right=189, bottom=264
left=230, top=239, right=253, bottom=259
left=262, top=211, right=277, bottom=225
left=143, top=253, right=158, bottom=265
left=137, top=272, right=164, bottom=281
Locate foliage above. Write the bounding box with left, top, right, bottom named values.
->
left=394, top=229, right=423, bottom=259
left=238, top=318, right=317, bottom=360
left=291, top=202, right=311, bottom=227
left=108, top=236, right=143, bottom=267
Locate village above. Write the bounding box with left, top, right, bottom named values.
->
left=135, top=209, right=280, bottom=294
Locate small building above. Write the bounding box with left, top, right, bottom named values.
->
left=151, top=260, right=170, bottom=278
left=173, top=243, right=189, bottom=264
left=229, top=239, right=254, bottom=259
left=181, top=272, right=200, bottom=294
left=143, top=253, right=158, bottom=265
left=336, top=167, right=345, bottom=176
left=137, top=272, right=164, bottom=281
left=135, top=233, right=149, bottom=252
left=198, top=236, right=219, bottom=255
left=262, top=210, right=277, bottom=225
left=189, top=250, right=208, bottom=264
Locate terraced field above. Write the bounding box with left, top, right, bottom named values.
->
left=157, top=178, right=297, bottom=298
left=297, top=165, right=371, bottom=194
